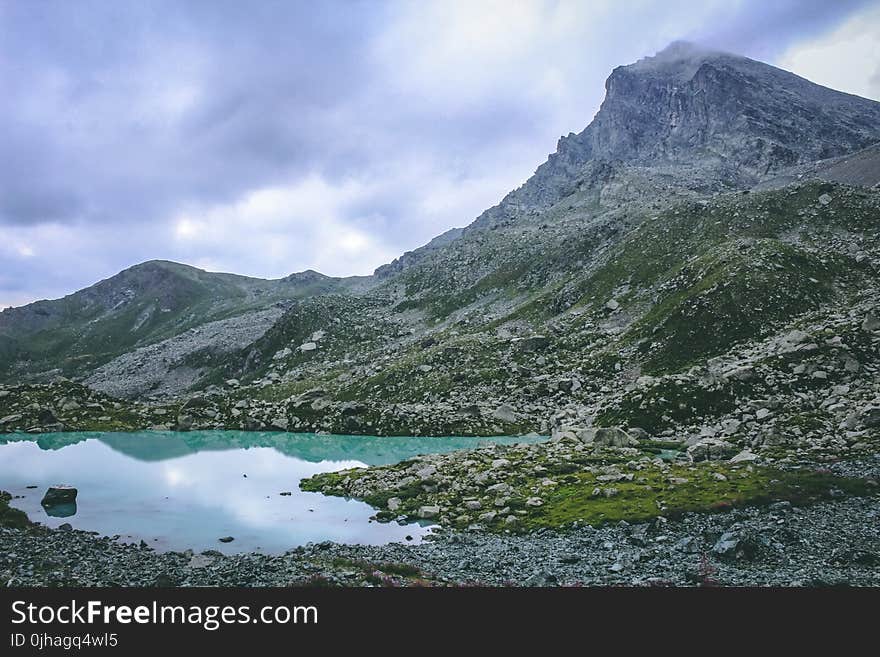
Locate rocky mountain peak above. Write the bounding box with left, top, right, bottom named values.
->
left=615, top=40, right=724, bottom=81
left=467, top=42, right=880, bottom=230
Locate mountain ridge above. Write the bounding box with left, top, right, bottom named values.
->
left=1, top=42, right=879, bottom=432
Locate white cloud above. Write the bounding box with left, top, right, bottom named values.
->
left=372, top=0, right=731, bottom=126
left=168, top=175, right=399, bottom=278
left=776, top=4, right=880, bottom=101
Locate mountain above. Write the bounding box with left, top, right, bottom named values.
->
left=1, top=43, right=879, bottom=457
left=0, top=259, right=349, bottom=383
left=469, top=41, right=880, bottom=227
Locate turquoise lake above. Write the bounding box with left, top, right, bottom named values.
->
left=0, top=431, right=545, bottom=554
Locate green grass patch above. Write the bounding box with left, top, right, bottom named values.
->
left=518, top=465, right=873, bottom=530
left=0, top=492, right=31, bottom=529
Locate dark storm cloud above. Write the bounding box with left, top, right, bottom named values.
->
left=0, top=0, right=876, bottom=307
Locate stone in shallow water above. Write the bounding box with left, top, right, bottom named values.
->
left=41, top=485, right=77, bottom=507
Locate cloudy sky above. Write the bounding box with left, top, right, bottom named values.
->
left=2, top=0, right=880, bottom=308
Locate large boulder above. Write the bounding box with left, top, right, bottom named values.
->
left=417, top=505, right=440, bottom=519
left=491, top=404, right=518, bottom=424
left=730, top=449, right=759, bottom=463
left=712, top=530, right=765, bottom=561
left=41, top=485, right=78, bottom=507
left=861, top=406, right=880, bottom=429
left=0, top=414, right=22, bottom=427
left=36, top=408, right=58, bottom=425
left=340, top=401, right=367, bottom=416
left=175, top=413, right=194, bottom=431
left=687, top=438, right=737, bottom=462
left=182, top=396, right=209, bottom=411
left=595, top=427, right=639, bottom=447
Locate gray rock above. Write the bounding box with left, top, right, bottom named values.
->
left=41, top=485, right=78, bottom=506
left=340, top=402, right=366, bottom=416
left=687, top=438, right=737, bottom=462
left=730, top=449, right=759, bottom=463
left=492, top=404, right=518, bottom=423
left=782, top=329, right=810, bottom=345
left=579, top=427, right=639, bottom=447
left=861, top=407, right=880, bottom=429
left=273, top=347, right=292, bottom=360
left=712, top=530, right=763, bottom=561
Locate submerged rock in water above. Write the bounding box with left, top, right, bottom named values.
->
left=41, top=485, right=78, bottom=507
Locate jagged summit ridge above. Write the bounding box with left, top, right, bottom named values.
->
left=625, top=40, right=727, bottom=79
left=469, top=41, right=880, bottom=228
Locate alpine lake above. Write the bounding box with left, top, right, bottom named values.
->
left=0, top=431, right=546, bottom=553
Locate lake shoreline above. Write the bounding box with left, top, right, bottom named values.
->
left=2, top=433, right=878, bottom=587
left=1, top=432, right=547, bottom=553
left=2, top=493, right=879, bottom=587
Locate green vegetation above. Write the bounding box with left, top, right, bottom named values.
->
left=304, top=454, right=877, bottom=534
left=518, top=465, right=872, bottom=530
left=0, top=492, right=31, bottom=529
left=0, top=261, right=341, bottom=380
left=596, top=378, right=755, bottom=433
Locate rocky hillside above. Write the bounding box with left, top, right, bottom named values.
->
left=0, top=260, right=354, bottom=384
left=1, top=42, right=879, bottom=453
